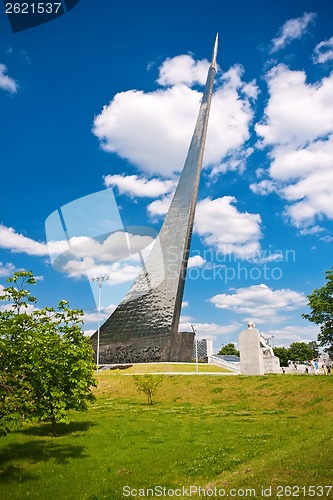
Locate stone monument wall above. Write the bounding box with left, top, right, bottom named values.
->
left=96, top=331, right=194, bottom=364
left=239, top=326, right=264, bottom=375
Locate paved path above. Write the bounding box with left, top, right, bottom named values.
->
left=117, top=371, right=238, bottom=376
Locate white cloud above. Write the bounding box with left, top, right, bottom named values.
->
left=271, top=12, right=316, bottom=53
left=103, top=303, right=117, bottom=314
left=0, top=302, right=37, bottom=315
left=0, top=222, right=156, bottom=286
left=179, top=314, right=192, bottom=324
left=0, top=63, right=17, bottom=94
left=179, top=319, right=242, bottom=338
left=63, top=258, right=142, bottom=282
left=93, top=84, right=200, bottom=176
left=0, top=264, right=42, bottom=286
left=83, top=303, right=118, bottom=328
left=254, top=64, right=333, bottom=229
left=93, top=57, right=257, bottom=177
left=83, top=310, right=109, bottom=324
left=0, top=225, right=48, bottom=256
left=262, top=324, right=318, bottom=347
left=255, top=168, right=266, bottom=179
left=313, top=36, right=333, bottom=64
left=202, top=65, right=258, bottom=176
left=51, top=231, right=155, bottom=270
left=299, top=226, right=325, bottom=236
left=83, top=329, right=95, bottom=337
left=282, top=166, right=333, bottom=226
left=188, top=255, right=206, bottom=268
left=255, top=252, right=285, bottom=264
left=181, top=300, right=189, bottom=308
left=210, top=284, right=307, bottom=324
left=0, top=262, right=16, bottom=277
left=320, top=235, right=333, bottom=243
left=195, top=196, right=262, bottom=258
left=147, top=193, right=173, bottom=218
left=256, top=65, right=333, bottom=148
left=211, top=146, right=254, bottom=177
left=250, top=179, right=277, bottom=195
left=103, top=174, right=176, bottom=198
left=157, top=55, right=210, bottom=86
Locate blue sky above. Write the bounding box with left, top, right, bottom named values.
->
left=1, top=0, right=333, bottom=351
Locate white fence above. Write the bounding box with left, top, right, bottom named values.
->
left=208, top=355, right=240, bottom=373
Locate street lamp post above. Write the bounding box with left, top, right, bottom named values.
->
left=191, top=324, right=198, bottom=374
left=91, top=275, right=109, bottom=372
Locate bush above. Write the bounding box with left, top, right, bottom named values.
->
left=133, top=374, right=163, bottom=405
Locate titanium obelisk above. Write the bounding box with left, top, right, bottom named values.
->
left=92, top=35, right=218, bottom=363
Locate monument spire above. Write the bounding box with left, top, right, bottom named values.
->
left=92, top=37, right=218, bottom=363
left=211, top=33, right=218, bottom=71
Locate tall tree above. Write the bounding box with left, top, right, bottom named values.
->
left=308, top=341, right=320, bottom=358
left=0, top=272, right=37, bottom=435
left=273, top=347, right=289, bottom=367
left=288, top=342, right=317, bottom=362
left=217, top=343, right=240, bottom=357
left=0, top=271, right=96, bottom=436
left=302, top=267, right=333, bottom=355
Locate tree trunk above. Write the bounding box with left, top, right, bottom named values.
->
left=51, top=415, right=57, bottom=436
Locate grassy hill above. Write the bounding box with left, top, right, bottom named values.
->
left=101, top=362, right=229, bottom=374
left=1, top=367, right=333, bottom=499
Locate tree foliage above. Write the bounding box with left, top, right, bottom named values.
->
left=273, top=347, right=289, bottom=367
left=302, top=267, right=333, bottom=354
left=217, top=343, right=240, bottom=357
left=133, top=374, right=163, bottom=405
left=288, top=342, right=318, bottom=362
left=0, top=271, right=96, bottom=436
left=273, top=342, right=320, bottom=367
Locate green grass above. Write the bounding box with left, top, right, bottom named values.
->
left=105, top=363, right=229, bottom=373
left=1, top=370, right=333, bottom=500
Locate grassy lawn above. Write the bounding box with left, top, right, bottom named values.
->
left=1, top=369, right=333, bottom=499
left=104, top=363, right=229, bottom=373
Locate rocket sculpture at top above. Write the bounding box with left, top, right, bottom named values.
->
left=91, top=35, right=218, bottom=363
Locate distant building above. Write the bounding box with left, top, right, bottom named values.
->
left=193, top=338, right=214, bottom=361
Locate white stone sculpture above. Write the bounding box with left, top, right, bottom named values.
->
left=239, top=322, right=280, bottom=375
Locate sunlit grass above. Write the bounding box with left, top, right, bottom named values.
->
left=102, top=362, right=229, bottom=374
left=1, top=372, right=332, bottom=500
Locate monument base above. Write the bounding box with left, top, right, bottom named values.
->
left=263, top=354, right=281, bottom=374
left=94, top=331, right=194, bottom=364
left=239, top=323, right=281, bottom=375
left=239, top=327, right=264, bottom=375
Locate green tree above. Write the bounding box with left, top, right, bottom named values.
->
left=288, top=342, right=316, bottom=362
left=133, top=374, right=163, bottom=405
left=0, top=272, right=37, bottom=435
left=0, top=271, right=96, bottom=436
left=302, top=267, right=333, bottom=354
left=273, top=347, right=289, bottom=367
left=217, top=343, right=240, bottom=357
left=307, top=341, right=320, bottom=358
left=0, top=360, right=35, bottom=436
